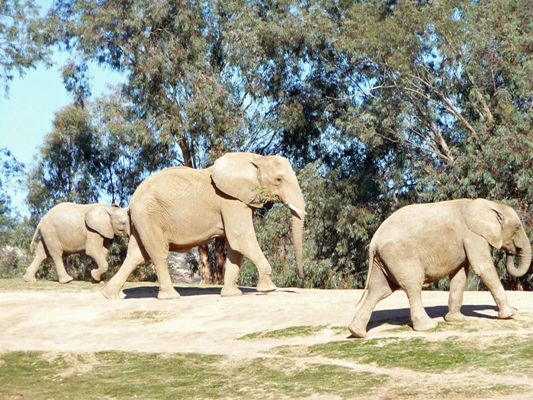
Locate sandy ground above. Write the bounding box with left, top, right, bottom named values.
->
left=1, top=284, right=532, bottom=353
left=1, top=283, right=533, bottom=399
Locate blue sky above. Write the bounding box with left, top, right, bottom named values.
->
left=0, top=0, right=123, bottom=216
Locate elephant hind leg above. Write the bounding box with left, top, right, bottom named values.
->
left=50, top=252, right=74, bottom=284
left=348, top=262, right=398, bottom=338
left=136, top=224, right=179, bottom=300
left=399, top=270, right=438, bottom=331
left=221, top=244, right=244, bottom=297
left=445, top=265, right=469, bottom=322
left=103, top=233, right=148, bottom=300
left=404, top=287, right=438, bottom=331
left=23, top=241, right=48, bottom=283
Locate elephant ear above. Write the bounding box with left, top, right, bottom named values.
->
left=461, top=199, right=503, bottom=249
left=211, top=152, right=264, bottom=208
left=85, top=206, right=114, bottom=239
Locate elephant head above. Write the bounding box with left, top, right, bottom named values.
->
left=462, top=199, right=531, bottom=277
left=211, top=152, right=306, bottom=278
left=86, top=205, right=130, bottom=239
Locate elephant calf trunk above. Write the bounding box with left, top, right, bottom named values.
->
left=505, top=247, right=531, bottom=278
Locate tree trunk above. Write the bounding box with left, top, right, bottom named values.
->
left=212, top=237, right=226, bottom=284
left=198, top=244, right=211, bottom=285
left=198, top=239, right=226, bottom=285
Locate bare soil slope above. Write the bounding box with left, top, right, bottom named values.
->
left=1, top=280, right=533, bottom=399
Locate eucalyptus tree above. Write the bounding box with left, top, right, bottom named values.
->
left=26, top=104, right=100, bottom=218
left=44, top=0, right=326, bottom=283
left=0, top=0, right=51, bottom=98
left=294, top=0, right=533, bottom=288
left=0, top=148, right=25, bottom=241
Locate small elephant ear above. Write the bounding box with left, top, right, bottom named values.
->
left=85, top=206, right=114, bottom=239
left=211, top=152, right=264, bottom=208
left=461, top=199, right=503, bottom=249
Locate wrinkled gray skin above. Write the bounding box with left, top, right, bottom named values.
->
left=23, top=203, right=130, bottom=283
left=349, top=199, right=531, bottom=338
left=103, top=152, right=306, bottom=300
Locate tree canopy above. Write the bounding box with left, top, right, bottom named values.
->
left=0, top=0, right=51, bottom=98
left=4, top=0, right=533, bottom=289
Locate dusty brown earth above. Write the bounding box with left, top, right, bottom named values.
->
left=1, top=280, right=533, bottom=399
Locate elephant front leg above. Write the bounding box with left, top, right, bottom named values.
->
left=86, top=236, right=110, bottom=282
left=224, top=204, right=277, bottom=294
left=445, top=265, right=469, bottom=322
left=221, top=245, right=243, bottom=297
left=465, top=236, right=516, bottom=319
left=152, top=256, right=180, bottom=300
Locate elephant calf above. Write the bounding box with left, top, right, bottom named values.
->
left=349, top=199, right=532, bottom=338
left=23, top=203, right=130, bottom=283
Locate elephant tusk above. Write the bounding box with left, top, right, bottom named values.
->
left=288, top=204, right=307, bottom=216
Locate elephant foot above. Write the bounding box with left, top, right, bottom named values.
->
left=348, top=320, right=367, bottom=338
left=412, top=317, right=438, bottom=332
left=444, top=311, right=466, bottom=322
left=221, top=285, right=243, bottom=297
left=58, top=275, right=74, bottom=284
left=22, top=274, right=37, bottom=283
left=157, top=288, right=181, bottom=300
left=90, top=269, right=103, bottom=282
left=498, top=306, right=517, bottom=319
left=257, top=275, right=277, bottom=293
left=102, top=285, right=124, bottom=300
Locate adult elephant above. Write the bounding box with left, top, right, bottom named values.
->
left=349, top=199, right=531, bottom=338
left=102, top=152, right=306, bottom=300
left=23, top=203, right=130, bottom=283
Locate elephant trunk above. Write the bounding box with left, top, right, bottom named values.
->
left=285, top=188, right=305, bottom=279
left=290, top=212, right=305, bottom=279
left=506, top=243, right=531, bottom=278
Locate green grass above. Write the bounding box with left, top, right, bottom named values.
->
left=238, top=325, right=330, bottom=340
left=273, top=334, right=533, bottom=375
left=239, top=325, right=349, bottom=340
left=0, top=351, right=387, bottom=400
left=125, top=310, right=170, bottom=323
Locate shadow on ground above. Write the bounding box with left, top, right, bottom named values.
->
left=357, top=304, right=499, bottom=336
left=122, top=285, right=300, bottom=298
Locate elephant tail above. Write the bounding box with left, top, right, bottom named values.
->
left=355, top=243, right=377, bottom=307
left=30, top=224, right=42, bottom=249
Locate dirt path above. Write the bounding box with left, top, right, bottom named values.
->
left=1, top=282, right=533, bottom=399
left=2, top=284, right=532, bottom=354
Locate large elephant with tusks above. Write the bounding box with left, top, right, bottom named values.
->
left=103, top=152, right=306, bottom=300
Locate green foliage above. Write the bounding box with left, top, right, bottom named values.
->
left=47, top=0, right=248, bottom=168
left=15, top=0, right=533, bottom=289
left=244, top=161, right=384, bottom=289
left=0, top=148, right=33, bottom=278
left=0, top=147, right=24, bottom=220
left=0, top=0, right=52, bottom=98
left=26, top=105, right=100, bottom=217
